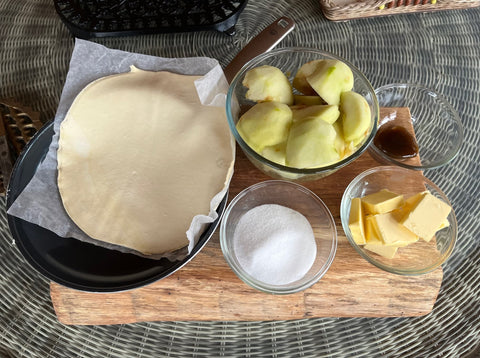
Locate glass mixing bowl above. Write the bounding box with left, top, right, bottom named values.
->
left=226, top=47, right=379, bottom=181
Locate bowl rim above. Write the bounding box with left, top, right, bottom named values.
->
left=340, top=165, right=458, bottom=275
left=226, top=46, right=379, bottom=175
left=369, top=83, right=464, bottom=170
left=220, top=180, right=338, bottom=294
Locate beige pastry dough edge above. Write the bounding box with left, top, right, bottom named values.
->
left=57, top=66, right=234, bottom=256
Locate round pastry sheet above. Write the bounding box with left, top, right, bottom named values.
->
left=57, top=67, right=233, bottom=257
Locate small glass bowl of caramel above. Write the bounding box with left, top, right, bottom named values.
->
left=369, top=84, right=463, bottom=170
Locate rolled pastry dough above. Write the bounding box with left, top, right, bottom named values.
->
left=57, top=67, right=234, bottom=255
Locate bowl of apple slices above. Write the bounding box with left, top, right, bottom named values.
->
left=226, top=47, right=379, bottom=181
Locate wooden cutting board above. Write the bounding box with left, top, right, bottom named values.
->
left=50, top=108, right=443, bottom=325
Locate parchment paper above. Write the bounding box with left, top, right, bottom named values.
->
left=7, top=39, right=234, bottom=261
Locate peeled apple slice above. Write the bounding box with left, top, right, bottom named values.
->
left=306, top=59, right=354, bottom=105
left=340, top=91, right=371, bottom=142
left=292, top=60, right=324, bottom=95
left=243, top=65, right=294, bottom=105
left=236, top=101, right=292, bottom=153
left=286, top=117, right=340, bottom=168
left=261, top=142, right=287, bottom=165
left=332, top=121, right=351, bottom=158
left=291, top=104, right=340, bottom=124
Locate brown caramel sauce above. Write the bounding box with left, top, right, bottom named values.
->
left=374, top=125, right=419, bottom=159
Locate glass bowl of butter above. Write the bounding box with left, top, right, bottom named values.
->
left=220, top=180, right=337, bottom=294
left=340, top=166, right=457, bottom=275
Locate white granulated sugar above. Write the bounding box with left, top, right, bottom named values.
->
left=233, top=204, right=317, bottom=286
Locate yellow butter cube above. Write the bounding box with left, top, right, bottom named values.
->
left=348, top=197, right=366, bottom=244
left=364, top=215, right=382, bottom=244
left=373, top=212, right=419, bottom=246
left=361, top=189, right=404, bottom=215
left=364, top=244, right=398, bottom=259
left=400, top=192, right=451, bottom=242
left=365, top=214, right=414, bottom=247
left=392, top=192, right=426, bottom=219
left=399, top=192, right=450, bottom=231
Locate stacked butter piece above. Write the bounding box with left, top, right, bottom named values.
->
left=349, top=189, right=451, bottom=258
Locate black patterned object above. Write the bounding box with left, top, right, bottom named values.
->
left=54, top=0, right=248, bottom=37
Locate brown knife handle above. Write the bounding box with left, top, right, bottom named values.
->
left=224, top=17, right=296, bottom=83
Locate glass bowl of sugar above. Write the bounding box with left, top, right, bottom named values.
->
left=220, top=180, right=337, bottom=294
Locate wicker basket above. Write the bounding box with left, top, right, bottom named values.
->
left=319, top=0, right=480, bottom=20
left=0, top=101, right=43, bottom=195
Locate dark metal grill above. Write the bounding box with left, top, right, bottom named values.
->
left=54, top=0, right=248, bottom=38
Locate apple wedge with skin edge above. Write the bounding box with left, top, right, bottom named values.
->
left=242, top=65, right=294, bottom=105
left=340, top=91, right=371, bottom=143
left=306, top=60, right=354, bottom=106
left=292, top=59, right=324, bottom=96
left=236, top=101, right=293, bottom=153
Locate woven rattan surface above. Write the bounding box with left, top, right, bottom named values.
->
left=1, top=0, right=479, bottom=357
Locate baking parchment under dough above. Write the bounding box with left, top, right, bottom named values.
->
left=7, top=39, right=235, bottom=261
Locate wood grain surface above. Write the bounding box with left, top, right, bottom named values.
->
left=50, top=108, right=443, bottom=325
